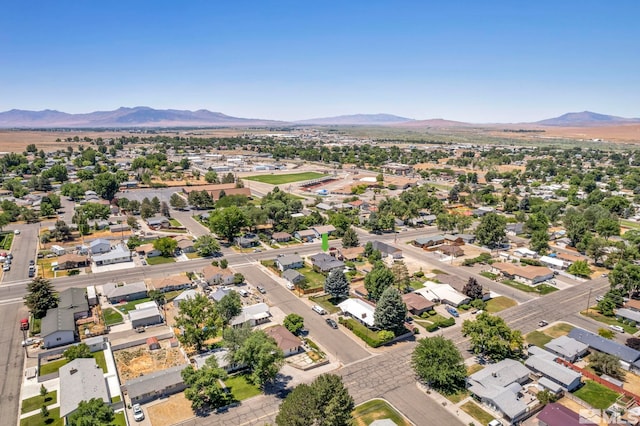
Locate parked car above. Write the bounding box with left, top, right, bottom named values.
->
left=257, top=286, right=266, bottom=294
left=326, top=318, right=338, bottom=329
left=3, top=264, right=10, bottom=272
left=596, top=296, right=604, bottom=302
left=610, top=325, right=625, bottom=333
left=445, top=306, right=459, bottom=318
left=20, top=318, right=29, bottom=330
left=538, top=320, right=548, bottom=327
left=135, top=326, right=145, bottom=333
left=13, top=230, right=20, bottom=235
left=312, top=305, right=327, bottom=315
left=132, top=404, right=145, bottom=421
left=29, top=260, right=35, bottom=266
left=22, top=338, right=38, bottom=347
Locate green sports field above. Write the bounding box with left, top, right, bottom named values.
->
left=245, top=172, right=325, bottom=185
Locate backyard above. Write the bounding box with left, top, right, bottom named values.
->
left=103, top=308, right=124, bottom=326
left=298, top=266, right=326, bottom=290
left=39, top=351, right=107, bottom=376
left=113, top=341, right=186, bottom=382
left=116, top=297, right=152, bottom=314
left=573, top=380, right=621, bottom=409
left=352, top=399, right=411, bottom=426
left=245, top=172, right=325, bottom=185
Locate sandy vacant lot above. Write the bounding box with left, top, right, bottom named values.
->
left=114, top=340, right=186, bottom=382
left=147, top=393, right=194, bottom=426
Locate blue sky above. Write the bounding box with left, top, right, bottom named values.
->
left=1, top=1, right=638, bottom=122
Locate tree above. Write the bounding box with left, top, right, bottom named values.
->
left=461, top=313, right=524, bottom=361
left=40, top=202, right=55, bottom=218
left=598, top=328, right=615, bottom=339
left=475, top=213, right=507, bottom=248
left=153, top=237, right=178, bottom=257
left=193, top=234, right=221, bottom=257
left=609, top=261, right=640, bottom=298
left=41, top=404, right=50, bottom=418
left=391, top=261, right=410, bottom=293
left=209, top=206, right=248, bottom=242
left=374, top=286, right=407, bottom=334
left=564, top=208, right=589, bottom=247
left=587, top=237, right=608, bottom=265
left=181, top=356, right=229, bottom=413
left=537, top=389, right=557, bottom=406
left=233, top=330, right=284, bottom=388
left=63, top=343, right=92, bottom=361
left=276, top=374, right=354, bottom=426
left=462, top=277, right=483, bottom=300
left=364, top=241, right=374, bottom=258
left=530, top=230, right=550, bottom=254
left=590, top=352, right=625, bottom=380
left=169, top=193, right=187, bottom=210
left=341, top=227, right=359, bottom=248
left=92, top=173, right=119, bottom=200
left=364, top=263, right=395, bottom=301
left=233, top=272, right=245, bottom=285
left=627, top=338, right=640, bottom=351
left=151, top=196, right=161, bottom=213
left=596, top=217, right=620, bottom=239
left=283, top=313, right=305, bottom=335
left=127, top=215, right=139, bottom=230
left=140, top=203, right=155, bottom=219
left=204, top=171, right=219, bottom=183
left=412, top=336, right=467, bottom=395
left=0, top=212, right=10, bottom=231
left=216, top=291, right=242, bottom=324
left=24, top=277, right=58, bottom=319
left=324, top=269, right=350, bottom=300
left=40, top=384, right=48, bottom=397
left=160, top=201, right=170, bottom=218
left=567, top=260, right=592, bottom=278
left=174, top=294, right=220, bottom=352
left=68, top=398, right=115, bottom=425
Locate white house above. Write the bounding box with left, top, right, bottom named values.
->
left=59, top=358, right=110, bottom=420
left=89, top=238, right=111, bottom=255
left=337, top=298, right=376, bottom=328
left=51, top=245, right=66, bottom=256
left=129, top=305, right=163, bottom=329
left=93, top=244, right=132, bottom=266
left=230, top=303, right=271, bottom=328
left=539, top=255, right=565, bottom=270
left=415, top=282, right=470, bottom=307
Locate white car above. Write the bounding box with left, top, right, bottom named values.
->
left=13, top=230, right=20, bottom=235
left=132, top=404, right=145, bottom=421
left=21, top=338, right=37, bottom=347
left=3, top=264, right=10, bottom=272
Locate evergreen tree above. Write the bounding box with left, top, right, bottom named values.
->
left=374, top=286, right=407, bottom=334
left=462, top=277, right=483, bottom=300
left=24, top=277, right=59, bottom=319
left=324, top=269, right=350, bottom=300
left=341, top=227, right=359, bottom=248
left=364, top=263, right=394, bottom=301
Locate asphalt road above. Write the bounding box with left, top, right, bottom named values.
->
left=2, top=224, right=38, bottom=284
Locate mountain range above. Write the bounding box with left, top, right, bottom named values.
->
left=0, top=107, right=638, bottom=128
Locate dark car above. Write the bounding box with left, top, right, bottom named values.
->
left=326, top=318, right=338, bottom=329
left=29, top=260, right=35, bottom=265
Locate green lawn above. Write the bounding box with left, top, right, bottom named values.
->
left=526, top=331, right=553, bottom=347
left=467, top=364, right=484, bottom=375
left=299, top=266, right=326, bottom=289
left=169, top=218, right=182, bottom=227
left=545, top=322, right=574, bottom=338
left=480, top=271, right=498, bottom=280
left=573, top=380, right=620, bottom=409
left=186, top=252, right=201, bottom=259
left=225, top=374, right=262, bottom=401
left=111, top=412, right=126, bottom=426
left=445, top=389, right=469, bottom=404
left=164, top=290, right=183, bottom=302
left=245, top=172, right=325, bottom=185
left=21, top=391, right=57, bottom=413
left=103, top=308, right=124, bottom=326
left=460, top=401, right=495, bottom=425
left=116, top=297, right=152, bottom=314
left=486, top=296, right=517, bottom=313
left=409, top=280, right=425, bottom=290
left=39, top=358, right=69, bottom=376
left=31, top=317, right=41, bottom=336
left=146, top=255, right=176, bottom=265
left=93, top=351, right=108, bottom=373
left=581, top=309, right=638, bottom=334
left=20, top=406, right=62, bottom=426
left=111, top=395, right=121, bottom=404
left=352, top=399, right=411, bottom=426
left=501, top=279, right=558, bottom=295
left=1, top=232, right=14, bottom=250
left=309, top=294, right=342, bottom=314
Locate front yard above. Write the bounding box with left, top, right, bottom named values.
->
left=298, top=266, right=326, bottom=290
left=460, top=401, right=495, bottom=425
left=309, top=294, right=342, bottom=314
left=581, top=309, right=638, bottom=334
left=146, top=255, right=176, bottom=265
left=21, top=390, right=57, bottom=413
left=224, top=374, right=261, bottom=401
left=501, top=279, right=558, bottom=295
left=485, top=296, right=517, bottom=313
left=526, top=322, right=575, bottom=347
left=116, top=297, right=152, bottom=314
left=352, top=399, right=411, bottom=426
left=20, top=407, right=62, bottom=426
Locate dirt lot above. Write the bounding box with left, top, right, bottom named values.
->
left=113, top=340, right=187, bottom=382
left=147, top=393, right=194, bottom=426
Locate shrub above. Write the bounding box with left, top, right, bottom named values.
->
left=414, top=270, right=425, bottom=278
left=437, top=318, right=455, bottom=328
left=426, top=323, right=439, bottom=332
left=377, top=330, right=394, bottom=342
left=459, top=304, right=471, bottom=311
left=68, top=269, right=80, bottom=276
left=428, top=309, right=437, bottom=316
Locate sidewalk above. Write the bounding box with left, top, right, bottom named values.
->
left=417, top=382, right=478, bottom=426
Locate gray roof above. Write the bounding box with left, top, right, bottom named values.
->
left=283, top=269, right=304, bottom=282
left=524, top=353, right=582, bottom=387
left=537, top=377, right=564, bottom=393
left=103, top=281, right=147, bottom=299
left=568, top=328, right=640, bottom=364
left=210, top=287, right=232, bottom=302
left=59, top=358, right=109, bottom=418
left=230, top=303, right=270, bottom=327
left=125, top=365, right=188, bottom=400
left=372, top=240, right=401, bottom=255
left=93, top=244, right=131, bottom=262
left=89, top=238, right=110, bottom=248
left=41, top=307, right=76, bottom=336
left=310, top=252, right=344, bottom=271
left=616, top=308, right=640, bottom=323
left=146, top=216, right=169, bottom=225
left=544, top=336, right=588, bottom=360
left=414, top=236, right=444, bottom=245
left=276, top=254, right=303, bottom=267
left=128, top=306, right=162, bottom=322
left=58, top=287, right=89, bottom=313
left=468, top=359, right=530, bottom=391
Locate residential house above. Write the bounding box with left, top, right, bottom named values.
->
left=506, top=223, right=525, bottom=236
left=625, top=299, right=640, bottom=312
left=173, top=289, right=198, bottom=307
left=415, top=282, right=470, bottom=307
left=193, top=348, right=244, bottom=373
left=556, top=252, right=583, bottom=268
left=443, top=234, right=464, bottom=245
left=86, top=285, right=97, bottom=306
left=103, top=281, right=148, bottom=304
left=539, top=255, right=565, bottom=270
left=137, top=243, right=161, bottom=258
left=129, top=305, right=163, bottom=329
left=109, top=223, right=130, bottom=234
left=338, top=298, right=376, bottom=328
left=491, top=263, right=554, bottom=286
left=264, top=325, right=302, bottom=357
left=414, top=235, right=445, bottom=248
left=437, top=245, right=465, bottom=257
left=175, top=237, right=195, bottom=253
left=372, top=240, right=402, bottom=259
left=230, top=303, right=271, bottom=328
left=434, top=274, right=491, bottom=301
left=315, top=203, right=333, bottom=212
left=402, top=293, right=435, bottom=316
left=568, top=328, right=640, bottom=371
left=147, top=274, right=192, bottom=293
left=513, top=248, right=538, bottom=259
left=544, top=336, right=589, bottom=363
left=309, top=253, right=345, bottom=273
left=59, top=358, right=110, bottom=420
left=89, top=238, right=111, bottom=254
left=51, top=245, right=66, bottom=256
left=337, top=246, right=365, bottom=261
left=146, top=216, right=170, bottom=229
left=282, top=269, right=305, bottom=285
left=271, top=232, right=292, bottom=243
left=312, top=225, right=337, bottom=238
left=294, top=229, right=316, bottom=242
left=537, top=403, right=593, bottom=426
left=201, top=265, right=235, bottom=286
left=93, top=244, right=132, bottom=266
left=525, top=347, right=582, bottom=391
left=467, top=359, right=531, bottom=422
left=55, top=253, right=89, bottom=270
left=41, top=288, right=90, bottom=349
left=209, top=287, right=233, bottom=302
left=275, top=254, right=304, bottom=271
left=458, top=234, right=476, bottom=244
left=615, top=308, right=640, bottom=325
left=236, top=233, right=260, bottom=248
left=124, top=365, right=189, bottom=405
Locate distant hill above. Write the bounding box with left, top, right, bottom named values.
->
left=394, top=118, right=471, bottom=128
left=0, top=106, right=281, bottom=128
left=294, top=113, right=413, bottom=125
left=535, top=111, right=640, bottom=127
